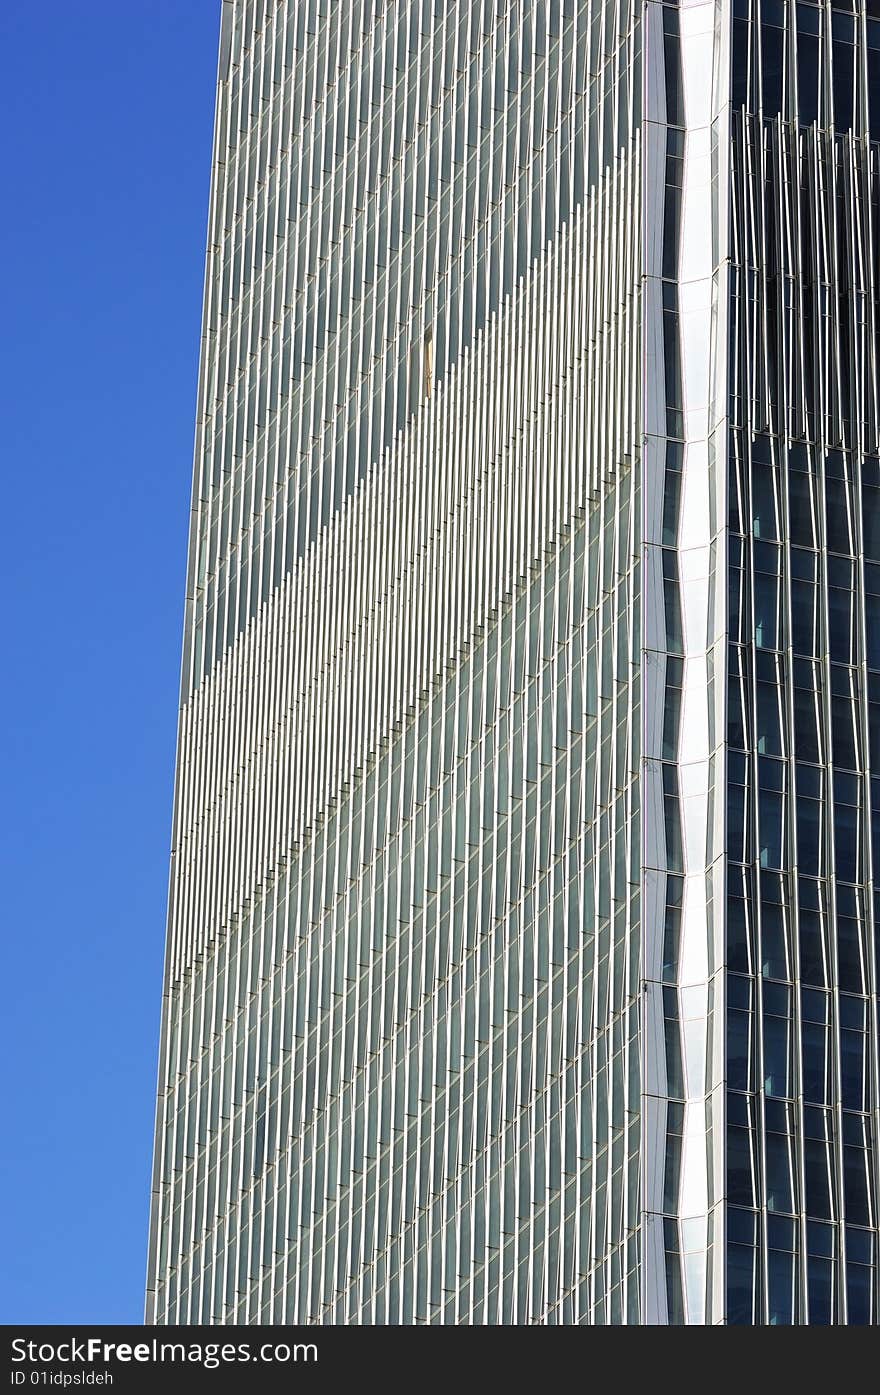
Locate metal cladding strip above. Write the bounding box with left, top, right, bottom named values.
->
left=639, top=0, right=730, bottom=1325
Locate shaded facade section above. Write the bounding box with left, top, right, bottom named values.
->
left=726, top=0, right=880, bottom=1325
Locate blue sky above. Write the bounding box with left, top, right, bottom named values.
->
left=0, top=1, right=219, bottom=1322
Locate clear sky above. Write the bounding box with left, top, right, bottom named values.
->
left=0, top=1, right=220, bottom=1322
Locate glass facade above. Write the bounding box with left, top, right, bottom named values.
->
left=726, top=0, right=880, bottom=1325
left=148, top=0, right=879, bottom=1325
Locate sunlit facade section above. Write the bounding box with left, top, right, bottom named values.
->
left=148, top=0, right=644, bottom=1325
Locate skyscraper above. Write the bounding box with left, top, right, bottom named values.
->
left=147, top=0, right=879, bottom=1325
